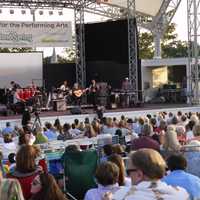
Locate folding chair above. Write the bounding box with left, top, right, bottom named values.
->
left=112, top=135, right=119, bottom=145
left=61, top=149, right=99, bottom=199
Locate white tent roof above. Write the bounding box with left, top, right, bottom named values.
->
left=101, top=0, right=164, bottom=16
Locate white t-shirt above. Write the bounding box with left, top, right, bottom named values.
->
left=112, top=181, right=189, bottom=200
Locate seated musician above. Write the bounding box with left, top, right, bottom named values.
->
left=12, top=89, right=26, bottom=114
left=10, top=81, right=21, bottom=91
left=60, top=80, right=70, bottom=94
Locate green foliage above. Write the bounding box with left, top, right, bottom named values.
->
left=139, top=23, right=188, bottom=59
left=0, top=47, right=33, bottom=53
left=139, top=31, right=154, bottom=59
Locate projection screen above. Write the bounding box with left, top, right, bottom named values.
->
left=0, top=52, right=43, bottom=88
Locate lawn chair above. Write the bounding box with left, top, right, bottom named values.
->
left=61, top=149, right=98, bottom=199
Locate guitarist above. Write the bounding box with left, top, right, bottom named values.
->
left=72, top=83, right=83, bottom=105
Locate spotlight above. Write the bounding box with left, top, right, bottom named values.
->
left=49, top=11, right=53, bottom=15
left=10, top=9, right=14, bottom=14
left=21, top=10, right=26, bottom=14
left=39, top=10, right=43, bottom=15
left=0, top=9, right=2, bottom=14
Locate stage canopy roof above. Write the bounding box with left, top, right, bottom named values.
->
left=0, top=0, right=180, bottom=33
left=101, top=0, right=164, bottom=16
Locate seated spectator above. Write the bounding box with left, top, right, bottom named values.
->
left=112, top=144, right=126, bottom=157
left=57, top=123, right=72, bottom=141
left=101, top=118, right=117, bottom=136
left=7, top=145, right=43, bottom=200
left=118, top=120, right=131, bottom=136
left=8, top=153, right=16, bottom=173
left=2, top=122, right=14, bottom=135
left=2, top=134, right=17, bottom=159
left=30, top=172, right=68, bottom=200
left=53, top=118, right=63, bottom=134
left=0, top=151, right=24, bottom=200
left=131, top=123, right=160, bottom=151
left=184, top=140, right=200, bottom=177
left=191, top=123, right=200, bottom=141
left=176, top=126, right=186, bottom=145
left=70, top=123, right=83, bottom=138
left=163, top=154, right=200, bottom=200
left=106, top=149, right=189, bottom=200
left=84, top=161, right=120, bottom=200
left=163, top=125, right=181, bottom=152
left=18, top=130, right=36, bottom=147
left=92, top=120, right=101, bottom=135
left=108, top=154, right=131, bottom=186
left=33, top=126, right=48, bottom=144
left=64, top=144, right=81, bottom=153
left=44, top=122, right=57, bottom=141
left=190, top=114, right=199, bottom=125
left=101, top=144, right=113, bottom=163
left=84, top=124, right=97, bottom=138
left=185, top=120, right=195, bottom=141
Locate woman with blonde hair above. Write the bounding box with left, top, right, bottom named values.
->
left=163, top=125, right=181, bottom=152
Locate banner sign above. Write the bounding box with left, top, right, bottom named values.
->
left=0, top=21, right=73, bottom=47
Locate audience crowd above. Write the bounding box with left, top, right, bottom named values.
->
left=1, top=110, right=200, bottom=199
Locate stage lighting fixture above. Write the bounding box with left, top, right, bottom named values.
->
left=39, top=10, right=43, bottom=15
left=0, top=9, right=2, bottom=14
left=58, top=11, right=63, bottom=16
left=49, top=11, right=53, bottom=15
left=10, top=10, right=14, bottom=14
left=21, top=10, right=26, bottom=14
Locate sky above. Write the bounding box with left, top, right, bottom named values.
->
left=0, top=1, right=188, bottom=56
left=172, top=0, right=187, bottom=41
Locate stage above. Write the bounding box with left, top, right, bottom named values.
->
left=0, top=103, right=200, bottom=129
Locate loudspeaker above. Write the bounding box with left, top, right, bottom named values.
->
left=53, top=99, right=66, bottom=111
left=70, top=106, right=82, bottom=114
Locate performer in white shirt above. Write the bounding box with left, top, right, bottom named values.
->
left=60, top=80, right=69, bottom=93
left=103, top=149, right=189, bottom=200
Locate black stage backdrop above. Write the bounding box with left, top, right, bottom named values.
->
left=43, top=63, right=76, bottom=91
left=85, top=19, right=142, bottom=100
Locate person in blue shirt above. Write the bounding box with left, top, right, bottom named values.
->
left=2, top=122, right=14, bottom=135
left=162, top=153, right=200, bottom=200
left=44, top=122, right=57, bottom=141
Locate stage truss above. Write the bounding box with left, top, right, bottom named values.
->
left=0, top=0, right=184, bottom=103
left=187, top=0, right=200, bottom=104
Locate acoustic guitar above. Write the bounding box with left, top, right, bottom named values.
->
left=73, top=88, right=89, bottom=97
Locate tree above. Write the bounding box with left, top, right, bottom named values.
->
left=139, top=31, right=154, bottom=59
left=0, top=47, right=33, bottom=53
left=139, top=23, right=188, bottom=59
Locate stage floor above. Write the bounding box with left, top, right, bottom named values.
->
left=0, top=103, right=200, bottom=129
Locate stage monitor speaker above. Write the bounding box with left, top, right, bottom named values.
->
left=53, top=99, right=66, bottom=111
left=70, top=106, right=82, bottom=114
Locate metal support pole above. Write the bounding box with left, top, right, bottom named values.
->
left=153, top=33, right=162, bottom=59
left=127, top=0, right=138, bottom=102
left=74, top=0, right=86, bottom=88
left=187, top=0, right=200, bottom=104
